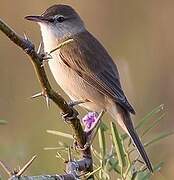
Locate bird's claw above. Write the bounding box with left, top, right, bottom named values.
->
left=61, top=100, right=87, bottom=122
left=23, top=32, right=31, bottom=42
left=61, top=108, right=79, bottom=123
left=31, top=91, right=50, bottom=108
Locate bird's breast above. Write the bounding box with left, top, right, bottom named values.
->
left=42, top=32, right=106, bottom=112
left=48, top=51, right=77, bottom=95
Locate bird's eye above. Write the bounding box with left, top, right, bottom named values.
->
left=56, top=16, right=65, bottom=23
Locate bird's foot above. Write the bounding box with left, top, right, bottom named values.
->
left=61, top=99, right=88, bottom=123
left=61, top=108, right=79, bottom=123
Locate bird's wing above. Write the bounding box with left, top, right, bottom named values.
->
left=59, top=31, right=135, bottom=114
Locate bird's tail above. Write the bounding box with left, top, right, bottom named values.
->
left=108, top=102, right=153, bottom=172
left=125, top=119, right=153, bottom=172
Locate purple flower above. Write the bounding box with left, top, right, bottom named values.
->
left=82, top=112, right=98, bottom=132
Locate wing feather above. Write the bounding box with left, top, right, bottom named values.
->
left=59, top=31, right=135, bottom=114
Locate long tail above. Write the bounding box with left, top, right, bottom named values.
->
left=109, top=102, right=153, bottom=172
left=125, top=121, right=153, bottom=172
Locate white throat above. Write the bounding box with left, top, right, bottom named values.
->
left=39, top=22, right=85, bottom=52
left=37, top=22, right=86, bottom=105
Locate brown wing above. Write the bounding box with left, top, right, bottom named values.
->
left=59, top=31, right=135, bottom=114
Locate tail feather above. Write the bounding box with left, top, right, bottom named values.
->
left=127, top=126, right=153, bottom=172
left=121, top=109, right=153, bottom=172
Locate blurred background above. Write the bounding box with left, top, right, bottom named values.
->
left=0, top=0, right=173, bottom=179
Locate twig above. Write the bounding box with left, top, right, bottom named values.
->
left=49, top=38, right=73, bottom=54
left=8, top=158, right=92, bottom=180
left=0, top=160, right=12, bottom=177
left=10, top=174, right=75, bottom=180
left=15, top=155, right=37, bottom=177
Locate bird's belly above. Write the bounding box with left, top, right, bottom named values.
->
left=48, top=55, right=106, bottom=112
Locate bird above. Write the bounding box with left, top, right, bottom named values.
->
left=25, top=4, right=153, bottom=172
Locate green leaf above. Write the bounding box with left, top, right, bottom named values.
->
left=136, top=104, right=164, bottom=130
left=122, top=104, right=165, bottom=141
left=58, top=141, right=69, bottom=148
left=141, top=113, right=165, bottom=137
left=0, top=120, right=7, bottom=124
left=135, top=162, right=163, bottom=180
left=100, top=122, right=108, bottom=131
left=107, top=157, right=120, bottom=173
left=98, top=126, right=107, bottom=179
left=86, top=166, right=102, bottom=179
left=46, top=130, right=73, bottom=139
left=123, top=150, right=132, bottom=179
left=98, top=127, right=106, bottom=158
left=44, top=147, right=67, bottom=151
left=144, top=131, right=174, bottom=147
left=91, top=146, right=102, bottom=160
left=56, top=151, right=66, bottom=161
left=110, top=122, right=126, bottom=175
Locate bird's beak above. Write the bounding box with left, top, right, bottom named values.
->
left=25, top=15, right=48, bottom=22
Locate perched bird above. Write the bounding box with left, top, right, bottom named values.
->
left=25, top=4, right=153, bottom=172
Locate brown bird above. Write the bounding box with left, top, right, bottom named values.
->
left=25, top=4, right=153, bottom=172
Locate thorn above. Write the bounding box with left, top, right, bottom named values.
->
left=23, top=32, right=29, bottom=41
left=31, top=92, right=43, bottom=99
left=37, top=41, right=52, bottom=63
left=15, top=155, right=37, bottom=177
left=67, top=147, right=72, bottom=162
left=0, top=160, right=12, bottom=177
left=41, top=58, right=50, bottom=67
left=42, top=53, right=52, bottom=60
left=37, top=42, right=43, bottom=54
left=56, top=152, right=66, bottom=162
left=31, top=91, right=51, bottom=108
left=45, top=95, right=51, bottom=109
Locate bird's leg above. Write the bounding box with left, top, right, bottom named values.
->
left=61, top=108, right=79, bottom=123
